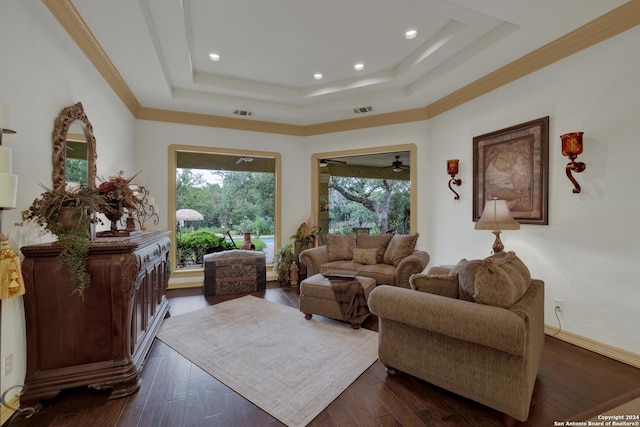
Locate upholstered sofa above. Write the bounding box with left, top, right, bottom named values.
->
left=299, top=233, right=430, bottom=288
left=368, top=251, right=544, bottom=425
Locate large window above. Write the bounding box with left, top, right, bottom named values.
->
left=312, top=144, right=416, bottom=244
left=168, top=145, right=281, bottom=278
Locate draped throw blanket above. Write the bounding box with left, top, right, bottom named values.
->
left=329, top=277, right=370, bottom=322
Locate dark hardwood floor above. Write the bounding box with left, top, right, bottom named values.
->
left=8, top=282, right=640, bottom=427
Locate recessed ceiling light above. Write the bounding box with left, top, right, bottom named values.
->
left=405, top=29, right=417, bottom=40
left=313, top=73, right=323, bottom=80
left=208, top=53, right=221, bottom=61
left=354, top=63, right=364, bottom=71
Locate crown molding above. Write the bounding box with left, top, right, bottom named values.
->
left=43, top=0, right=142, bottom=115
left=45, top=0, right=640, bottom=135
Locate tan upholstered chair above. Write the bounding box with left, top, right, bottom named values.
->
left=368, top=253, right=544, bottom=425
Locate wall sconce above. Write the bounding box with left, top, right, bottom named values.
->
left=0, top=103, right=19, bottom=211
left=560, top=132, right=586, bottom=193
left=447, top=159, right=462, bottom=199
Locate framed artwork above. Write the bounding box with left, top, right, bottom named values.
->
left=473, top=116, right=549, bottom=225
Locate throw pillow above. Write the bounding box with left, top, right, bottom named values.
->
left=324, top=233, right=357, bottom=262
left=356, top=233, right=392, bottom=263
left=474, top=251, right=531, bottom=308
left=449, top=258, right=483, bottom=302
left=410, top=273, right=459, bottom=298
left=352, top=248, right=378, bottom=265
left=382, top=233, right=419, bottom=266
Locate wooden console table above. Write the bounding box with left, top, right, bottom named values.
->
left=20, top=231, right=171, bottom=404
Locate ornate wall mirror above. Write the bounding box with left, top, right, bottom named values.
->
left=52, top=102, right=97, bottom=190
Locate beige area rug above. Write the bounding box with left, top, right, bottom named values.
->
left=571, top=388, right=640, bottom=424
left=587, top=397, right=640, bottom=422
left=156, top=295, right=379, bottom=427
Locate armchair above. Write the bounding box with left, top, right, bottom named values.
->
left=368, top=257, right=544, bottom=425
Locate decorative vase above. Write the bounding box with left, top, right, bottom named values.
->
left=101, top=202, right=124, bottom=235
left=58, top=206, right=83, bottom=231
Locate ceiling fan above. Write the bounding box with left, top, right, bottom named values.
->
left=319, top=158, right=347, bottom=168
left=235, top=156, right=254, bottom=164
left=391, top=155, right=410, bottom=172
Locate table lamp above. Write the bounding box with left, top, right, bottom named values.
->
left=475, top=198, right=520, bottom=253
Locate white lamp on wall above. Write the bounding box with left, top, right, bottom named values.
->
left=0, top=103, right=18, bottom=210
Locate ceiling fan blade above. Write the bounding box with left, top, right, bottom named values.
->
left=235, top=156, right=254, bottom=164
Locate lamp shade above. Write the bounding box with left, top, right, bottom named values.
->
left=475, top=199, right=520, bottom=231
left=0, top=146, right=18, bottom=208
left=0, top=103, right=16, bottom=134
left=0, top=173, right=18, bottom=209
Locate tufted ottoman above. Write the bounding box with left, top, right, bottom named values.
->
left=203, top=250, right=266, bottom=296
left=299, top=273, right=376, bottom=329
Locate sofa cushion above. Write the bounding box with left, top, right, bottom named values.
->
left=449, top=252, right=531, bottom=308
left=449, top=258, right=482, bottom=302
left=352, top=247, right=378, bottom=265
left=409, top=273, right=459, bottom=298
left=383, top=233, right=419, bottom=266
left=356, top=233, right=392, bottom=263
left=474, top=251, right=531, bottom=308
left=324, top=233, right=357, bottom=261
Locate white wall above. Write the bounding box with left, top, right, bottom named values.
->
left=307, top=28, right=640, bottom=355
left=0, top=2, right=136, bottom=401
left=424, top=26, right=640, bottom=355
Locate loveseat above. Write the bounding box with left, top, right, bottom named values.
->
left=299, top=233, right=429, bottom=288
left=368, top=251, right=544, bottom=425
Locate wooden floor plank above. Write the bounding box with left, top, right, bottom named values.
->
left=10, top=281, right=640, bottom=427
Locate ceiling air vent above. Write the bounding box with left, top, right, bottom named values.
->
left=233, top=109, right=253, bottom=116
left=353, top=106, right=373, bottom=114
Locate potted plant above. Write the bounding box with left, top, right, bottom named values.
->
left=291, top=222, right=321, bottom=260
left=273, top=243, right=294, bottom=285
left=21, top=184, right=110, bottom=297
left=291, top=222, right=321, bottom=281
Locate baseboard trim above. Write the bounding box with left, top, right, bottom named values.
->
left=1, top=393, right=19, bottom=425
left=545, top=325, right=640, bottom=369
left=168, top=280, right=203, bottom=290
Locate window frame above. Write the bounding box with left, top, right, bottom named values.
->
left=168, top=144, right=282, bottom=286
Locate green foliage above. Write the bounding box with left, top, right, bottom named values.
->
left=273, top=243, right=294, bottom=284
left=329, top=176, right=410, bottom=234
left=290, top=222, right=321, bottom=260
left=66, top=159, right=88, bottom=186
left=175, top=169, right=275, bottom=234
left=175, top=230, right=235, bottom=267
left=21, top=185, right=110, bottom=298
left=55, top=217, right=92, bottom=298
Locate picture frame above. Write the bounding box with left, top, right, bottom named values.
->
left=473, top=116, right=549, bottom=225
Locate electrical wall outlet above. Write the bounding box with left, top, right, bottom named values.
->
left=555, top=299, right=564, bottom=313
left=2, top=353, right=13, bottom=377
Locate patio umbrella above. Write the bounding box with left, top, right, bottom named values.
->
left=176, top=209, right=204, bottom=229
left=176, top=208, right=204, bottom=221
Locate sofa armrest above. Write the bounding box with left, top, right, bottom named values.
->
left=299, top=246, right=329, bottom=276
left=394, top=250, right=430, bottom=288
left=427, top=265, right=455, bottom=275
left=369, top=285, right=528, bottom=356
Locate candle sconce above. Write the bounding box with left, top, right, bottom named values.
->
left=447, top=159, right=462, bottom=200
left=560, top=132, right=586, bottom=193
left=132, top=186, right=159, bottom=230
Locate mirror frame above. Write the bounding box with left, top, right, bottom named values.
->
left=52, top=102, right=97, bottom=190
